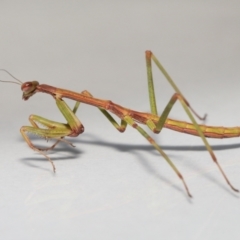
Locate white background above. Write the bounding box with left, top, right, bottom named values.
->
left=1, top=1, right=240, bottom=239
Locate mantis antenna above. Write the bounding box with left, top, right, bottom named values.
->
left=0, top=69, right=23, bottom=85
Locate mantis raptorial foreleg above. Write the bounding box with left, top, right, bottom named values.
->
left=29, top=96, right=85, bottom=152
left=20, top=97, right=84, bottom=171
left=145, top=51, right=238, bottom=192
left=27, top=115, right=76, bottom=151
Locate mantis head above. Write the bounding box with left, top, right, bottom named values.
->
left=21, top=81, right=39, bottom=100
left=0, top=69, right=39, bottom=100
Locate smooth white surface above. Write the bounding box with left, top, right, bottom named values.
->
left=1, top=1, right=240, bottom=239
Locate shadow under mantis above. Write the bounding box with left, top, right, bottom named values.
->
left=18, top=133, right=240, bottom=198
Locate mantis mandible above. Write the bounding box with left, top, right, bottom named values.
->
left=0, top=51, right=239, bottom=198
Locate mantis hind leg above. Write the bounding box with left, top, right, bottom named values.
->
left=145, top=51, right=238, bottom=193
left=145, top=50, right=206, bottom=121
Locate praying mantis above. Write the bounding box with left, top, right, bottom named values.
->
left=0, top=50, right=239, bottom=198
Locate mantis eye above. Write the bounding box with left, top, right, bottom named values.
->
left=21, top=82, right=33, bottom=92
